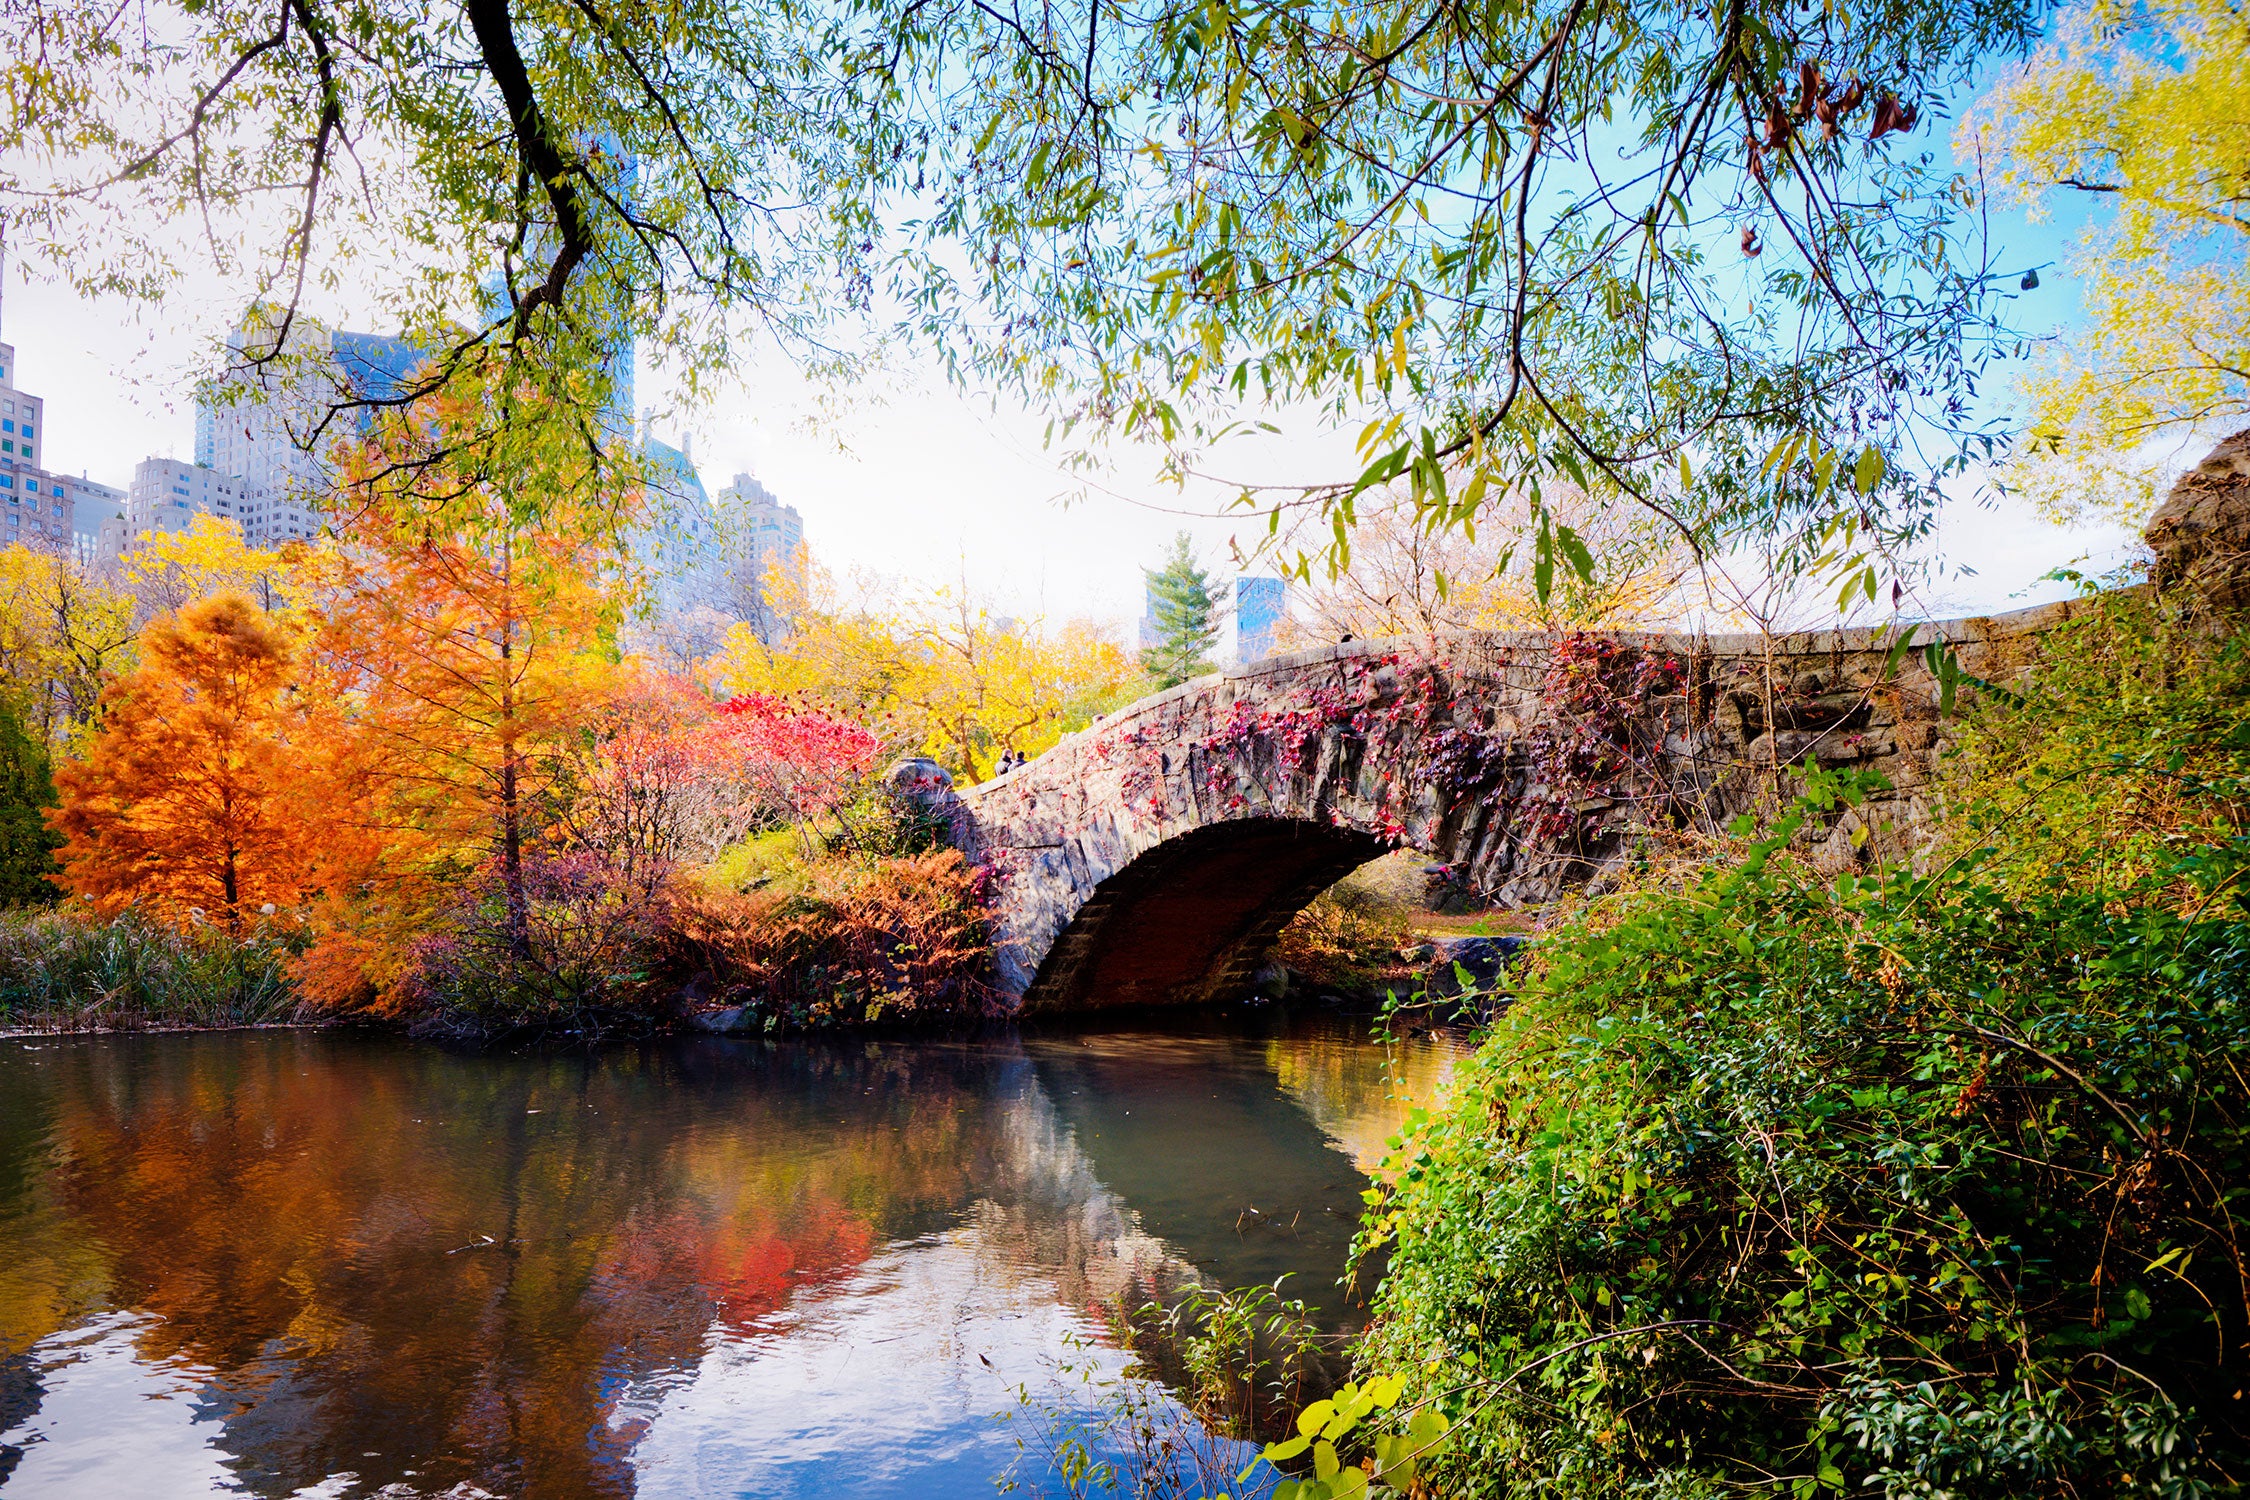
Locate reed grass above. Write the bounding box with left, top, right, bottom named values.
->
left=0, top=908, right=305, bottom=1032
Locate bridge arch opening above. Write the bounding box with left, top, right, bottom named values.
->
left=1019, top=818, right=1397, bottom=1012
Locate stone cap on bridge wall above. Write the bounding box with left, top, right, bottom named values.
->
left=975, top=423, right=2250, bottom=796
left=964, top=589, right=2133, bottom=801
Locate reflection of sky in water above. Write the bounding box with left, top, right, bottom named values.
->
left=3, top=1234, right=1188, bottom=1500
left=627, top=1231, right=1150, bottom=1499
left=0, top=1019, right=1458, bottom=1498
left=2, top=1314, right=237, bottom=1497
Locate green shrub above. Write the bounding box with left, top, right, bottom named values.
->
left=0, top=697, right=61, bottom=907
left=1357, top=750, right=2250, bottom=1497
left=0, top=908, right=304, bottom=1031
left=1939, top=588, right=2250, bottom=900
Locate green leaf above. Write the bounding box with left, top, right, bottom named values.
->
left=1853, top=445, right=1886, bottom=496
left=1555, top=524, right=1596, bottom=583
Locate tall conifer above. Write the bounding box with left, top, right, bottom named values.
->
left=51, top=594, right=319, bottom=931
left=1140, top=533, right=1218, bottom=689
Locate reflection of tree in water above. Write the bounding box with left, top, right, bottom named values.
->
left=1261, top=1025, right=1465, bottom=1173
left=1020, top=1030, right=1391, bottom=1325
left=9, top=1035, right=1019, bottom=1497
left=0, top=1023, right=1446, bottom=1497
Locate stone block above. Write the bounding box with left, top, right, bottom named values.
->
left=1424, top=935, right=1525, bottom=999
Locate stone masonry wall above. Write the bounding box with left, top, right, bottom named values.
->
left=958, top=426, right=2250, bottom=1011
left=958, top=597, right=2114, bottom=1009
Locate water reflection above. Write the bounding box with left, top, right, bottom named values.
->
left=0, top=1015, right=1459, bottom=1498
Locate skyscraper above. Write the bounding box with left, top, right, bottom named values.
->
left=640, top=435, right=727, bottom=617
left=1231, top=575, right=1287, bottom=664
left=0, top=338, right=75, bottom=556
left=193, top=309, right=423, bottom=541
left=714, top=471, right=805, bottom=644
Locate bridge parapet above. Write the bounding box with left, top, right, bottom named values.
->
left=959, top=599, right=2109, bottom=1011
left=954, top=430, right=2250, bottom=1012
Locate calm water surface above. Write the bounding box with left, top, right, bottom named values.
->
left=0, top=1012, right=1461, bottom=1499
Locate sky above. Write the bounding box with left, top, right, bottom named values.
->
left=0, top=89, right=2152, bottom=639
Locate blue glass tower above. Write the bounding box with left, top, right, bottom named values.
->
left=1234, top=575, right=1285, bottom=663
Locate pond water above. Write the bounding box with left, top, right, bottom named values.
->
left=0, top=1012, right=1462, bottom=1499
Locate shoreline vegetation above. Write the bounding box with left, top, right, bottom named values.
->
left=8, top=590, right=2249, bottom=1495
left=10, top=532, right=2250, bottom=1493
left=1343, top=583, right=2250, bottom=1496
left=0, top=783, right=1498, bottom=1039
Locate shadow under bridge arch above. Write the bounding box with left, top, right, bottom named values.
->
left=1021, top=818, right=1392, bottom=1013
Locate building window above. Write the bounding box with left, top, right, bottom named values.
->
left=21, top=426, right=32, bottom=439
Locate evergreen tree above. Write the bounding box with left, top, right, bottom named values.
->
left=1140, top=533, right=1218, bottom=689
left=0, top=698, right=62, bottom=907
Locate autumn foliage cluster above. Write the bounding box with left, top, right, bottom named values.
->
left=0, top=374, right=1012, bottom=1034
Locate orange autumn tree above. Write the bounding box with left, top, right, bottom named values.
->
left=297, top=365, right=635, bottom=1012
left=51, top=592, right=322, bottom=931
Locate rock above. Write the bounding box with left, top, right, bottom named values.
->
left=689, top=1005, right=750, bottom=1034
left=884, top=756, right=957, bottom=808
left=1811, top=811, right=1866, bottom=877
left=1248, top=961, right=1291, bottom=1001
left=883, top=757, right=966, bottom=842
left=1424, top=935, right=1524, bottom=1000
left=2145, top=427, right=2250, bottom=609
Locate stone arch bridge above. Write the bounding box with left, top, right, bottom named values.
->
left=946, top=607, right=2044, bottom=1010
left=937, top=433, right=2248, bottom=1012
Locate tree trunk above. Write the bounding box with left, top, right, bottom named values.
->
left=500, top=751, right=529, bottom=960
left=222, top=842, right=241, bottom=935
left=496, top=536, right=531, bottom=962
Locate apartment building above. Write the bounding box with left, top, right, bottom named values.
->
left=127, top=457, right=269, bottom=543
left=0, top=339, right=75, bottom=555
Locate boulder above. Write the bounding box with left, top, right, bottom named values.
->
left=689, top=1005, right=751, bottom=1034
left=2145, top=427, right=2250, bottom=610
left=884, top=756, right=958, bottom=808
left=1423, top=934, right=1526, bottom=1000
left=883, top=756, right=967, bottom=843
left=1248, top=961, right=1291, bottom=1001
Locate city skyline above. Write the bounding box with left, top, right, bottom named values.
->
left=3, top=262, right=2143, bottom=638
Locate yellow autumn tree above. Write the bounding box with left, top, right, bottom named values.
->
left=716, top=563, right=1139, bottom=781
left=123, top=513, right=309, bottom=619
left=50, top=593, right=322, bottom=931
left=1967, top=0, right=2250, bottom=523
left=0, top=544, right=137, bottom=748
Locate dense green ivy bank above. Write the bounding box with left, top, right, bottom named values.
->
left=1355, top=597, right=2250, bottom=1498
